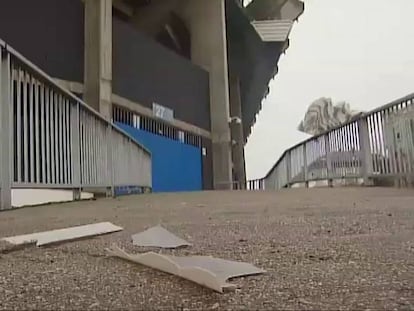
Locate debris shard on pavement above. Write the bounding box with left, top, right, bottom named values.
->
left=106, top=245, right=265, bottom=293
left=132, top=225, right=191, bottom=248
left=2, top=222, right=123, bottom=247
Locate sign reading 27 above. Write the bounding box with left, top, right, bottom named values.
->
left=152, top=103, right=174, bottom=122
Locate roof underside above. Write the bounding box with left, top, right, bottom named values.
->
left=246, top=0, right=304, bottom=21
left=226, top=0, right=304, bottom=141
left=252, top=20, right=293, bottom=42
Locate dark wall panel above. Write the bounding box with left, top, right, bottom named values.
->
left=113, top=17, right=211, bottom=131
left=0, top=0, right=84, bottom=82
left=201, top=138, right=213, bottom=190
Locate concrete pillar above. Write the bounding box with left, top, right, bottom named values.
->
left=183, top=0, right=233, bottom=190
left=229, top=74, right=246, bottom=190
left=84, top=0, right=112, bottom=119
left=0, top=49, right=12, bottom=210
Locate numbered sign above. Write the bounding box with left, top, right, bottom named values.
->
left=152, top=102, right=174, bottom=122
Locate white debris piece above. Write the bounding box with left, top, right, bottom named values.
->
left=106, top=245, right=265, bottom=293
left=132, top=225, right=191, bottom=249
left=2, top=222, right=123, bottom=247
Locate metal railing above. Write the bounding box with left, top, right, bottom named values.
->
left=249, top=93, right=414, bottom=190
left=0, top=40, right=152, bottom=210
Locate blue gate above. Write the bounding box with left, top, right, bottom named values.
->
left=116, top=123, right=202, bottom=193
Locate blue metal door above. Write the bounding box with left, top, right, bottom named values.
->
left=116, top=123, right=202, bottom=192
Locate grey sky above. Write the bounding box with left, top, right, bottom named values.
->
left=245, top=0, right=414, bottom=180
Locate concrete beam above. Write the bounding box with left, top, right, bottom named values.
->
left=52, top=78, right=212, bottom=139
left=182, top=0, right=233, bottom=190
left=84, top=0, right=113, bottom=119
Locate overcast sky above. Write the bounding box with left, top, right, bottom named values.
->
left=245, top=0, right=414, bottom=180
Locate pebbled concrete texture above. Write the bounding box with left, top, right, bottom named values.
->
left=0, top=187, right=413, bottom=310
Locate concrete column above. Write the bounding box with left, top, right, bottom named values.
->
left=0, top=49, right=12, bottom=210
left=229, top=74, right=246, bottom=190
left=183, top=0, right=233, bottom=190
left=84, top=0, right=112, bottom=119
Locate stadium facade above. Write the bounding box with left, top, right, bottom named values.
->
left=0, top=0, right=304, bottom=192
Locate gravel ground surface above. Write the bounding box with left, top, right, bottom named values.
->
left=0, top=187, right=413, bottom=310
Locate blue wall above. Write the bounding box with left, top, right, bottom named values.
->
left=116, top=123, right=202, bottom=193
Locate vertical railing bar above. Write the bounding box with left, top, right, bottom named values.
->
left=66, top=99, right=72, bottom=184
left=45, top=87, right=51, bottom=184
left=341, top=126, right=346, bottom=177
left=58, top=94, right=63, bottom=184
left=345, top=124, right=351, bottom=176
left=338, top=127, right=345, bottom=178
left=350, top=123, right=355, bottom=174
left=23, top=72, right=29, bottom=182
left=87, top=114, right=92, bottom=186
left=98, top=122, right=103, bottom=185
left=328, top=132, right=332, bottom=177
left=62, top=98, right=68, bottom=184
left=34, top=79, right=40, bottom=183
left=351, top=123, right=358, bottom=174
left=374, top=112, right=384, bottom=175
left=53, top=92, right=59, bottom=184
left=387, top=112, right=396, bottom=175
left=83, top=110, right=88, bottom=185
left=71, top=101, right=81, bottom=199
left=16, top=68, right=22, bottom=183
left=85, top=111, right=90, bottom=186
left=93, top=116, right=98, bottom=185
left=29, top=75, right=35, bottom=183
left=329, top=132, right=334, bottom=178
left=59, top=96, right=65, bottom=184
left=381, top=111, right=390, bottom=174
left=40, top=83, right=46, bottom=183
left=348, top=124, right=354, bottom=174
left=10, top=64, right=16, bottom=184
left=49, top=89, right=54, bottom=184
left=89, top=116, right=94, bottom=186
left=80, top=108, right=86, bottom=187
left=377, top=112, right=386, bottom=175
left=368, top=116, right=377, bottom=174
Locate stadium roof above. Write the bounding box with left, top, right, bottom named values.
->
left=227, top=0, right=304, bottom=141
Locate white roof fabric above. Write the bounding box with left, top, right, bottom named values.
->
left=298, top=98, right=364, bottom=136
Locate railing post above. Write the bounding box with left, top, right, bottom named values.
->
left=286, top=151, right=292, bottom=188
left=325, top=134, right=333, bottom=187
left=106, top=124, right=115, bottom=197
left=71, top=102, right=81, bottom=200
left=303, top=143, right=309, bottom=188
left=358, top=117, right=374, bottom=186
left=0, top=47, right=12, bottom=210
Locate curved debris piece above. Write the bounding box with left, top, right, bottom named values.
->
left=131, top=225, right=191, bottom=249
left=2, top=222, right=123, bottom=247
left=106, top=245, right=265, bottom=293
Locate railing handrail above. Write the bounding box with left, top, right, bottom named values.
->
left=262, top=92, right=414, bottom=180
left=0, top=39, right=151, bottom=156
